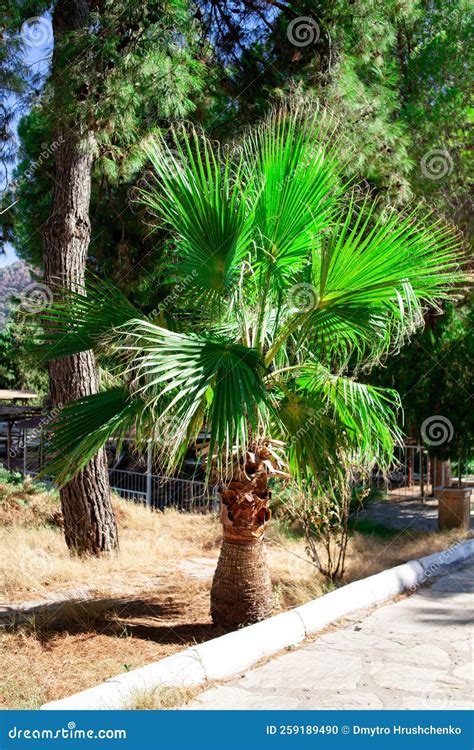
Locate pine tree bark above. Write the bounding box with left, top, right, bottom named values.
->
left=43, top=0, right=118, bottom=554
left=210, top=447, right=274, bottom=628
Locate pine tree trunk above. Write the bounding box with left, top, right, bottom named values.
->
left=42, top=0, right=118, bottom=555
left=210, top=448, right=274, bottom=628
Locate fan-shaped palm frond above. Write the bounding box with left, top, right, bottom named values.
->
left=32, top=277, right=139, bottom=363
left=139, top=126, right=255, bottom=308
left=112, top=319, right=271, bottom=474
left=34, top=105, right=464, bottom=488
left=242, top=108, right=346, bottom=288
left=44, top=387, right=147, bottom=485
left=265, top=198, right=464, bottom=367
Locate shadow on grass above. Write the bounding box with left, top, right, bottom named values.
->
left=348, top=517, right=414, bottom=539
left=1, top=595, right=226, bottom=647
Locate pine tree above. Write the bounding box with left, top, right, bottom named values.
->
left=4, top=0, right=205, bottom=554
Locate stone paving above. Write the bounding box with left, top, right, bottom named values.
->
left=187, top=559, right=474, bottom=710
left=358, top=498, right=474, bottom=532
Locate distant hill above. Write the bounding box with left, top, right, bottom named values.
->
left=0, top=261, right=32, bottom=329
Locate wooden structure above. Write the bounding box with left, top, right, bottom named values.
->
left=0, top=389, right=37, bottom=402
left=0, top=390, right=42, bottom=470
left=437, top=487, right=472, bottom=531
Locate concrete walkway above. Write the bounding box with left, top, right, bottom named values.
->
left=188, top=559, right=474, bottom=710
left=358, top=498, right=474, bottom=532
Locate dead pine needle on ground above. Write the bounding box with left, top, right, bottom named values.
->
left=0, top=477, right=464, bottom=708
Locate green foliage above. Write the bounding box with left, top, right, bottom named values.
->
left=348, top=517, right=402, bottom=539
left=0, top=467, right=24, bottom=487
left=400, top=0, right=474, bottom=238
left=32, top=109, right=463, bottom=487
left=369, top=301, right=474, bottom=465
left=207, top=0, right=472, bottom=232
left=6, top=0, right=207, bottom=285
left=0, top=313, right=48, bottom=397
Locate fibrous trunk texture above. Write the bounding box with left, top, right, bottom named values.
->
left=43, top=0, right=118, bottom=555
left=211, top=443, right=280, bottom=628
left=211, top=539, right=272, bottom=628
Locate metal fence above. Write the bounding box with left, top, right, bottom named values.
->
left=2, top=423, right=443, bottom=507
left=4, top=427, right=218, bottom=514
left=109, top=468, right=218, bottom=512
left=373, top=443, right=435, bottom=500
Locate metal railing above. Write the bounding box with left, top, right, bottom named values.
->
left=373, top=443, right=435, bottom=500
left=5, top=427, right=218, bottom=514
left=2, top=425, right=447, bottom=507
left=109, top=468, right=218, bottom=513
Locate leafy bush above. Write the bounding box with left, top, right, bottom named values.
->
left=0, top=467, right=24, bottom=486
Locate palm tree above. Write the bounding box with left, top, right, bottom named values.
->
left=35, top=107, right=463, bottom=628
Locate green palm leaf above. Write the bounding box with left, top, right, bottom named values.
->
left=243, top=107, right=345, bottom=289
left=139, top=126, right=254, bottom=307
left=267, top=198, right=464, bottom=366
left=31, top=277, right=139, bottom=363
left=44, top=387, right=146, bottom=485
left=113, top=319, right=270, bottom=473
left=299, top=364, right=402, bottom=464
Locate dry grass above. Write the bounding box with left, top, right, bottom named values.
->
left=0, top=576, right=213, bottom=709
left=125, top=684, right=204, bottom=710
left=344, top=526, right=465, bottom=582
left=0, top=486, right=220, bottom=601
left=0, top=479, right=467, bottom=709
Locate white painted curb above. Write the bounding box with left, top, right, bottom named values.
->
left=41, top=538, right=474, bottom=710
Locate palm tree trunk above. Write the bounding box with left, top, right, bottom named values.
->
left=211, top=538, right=272, bottom=627
left=210, top=451, right=273, bottom=628
left=43, top=0, right=118, bottom=555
